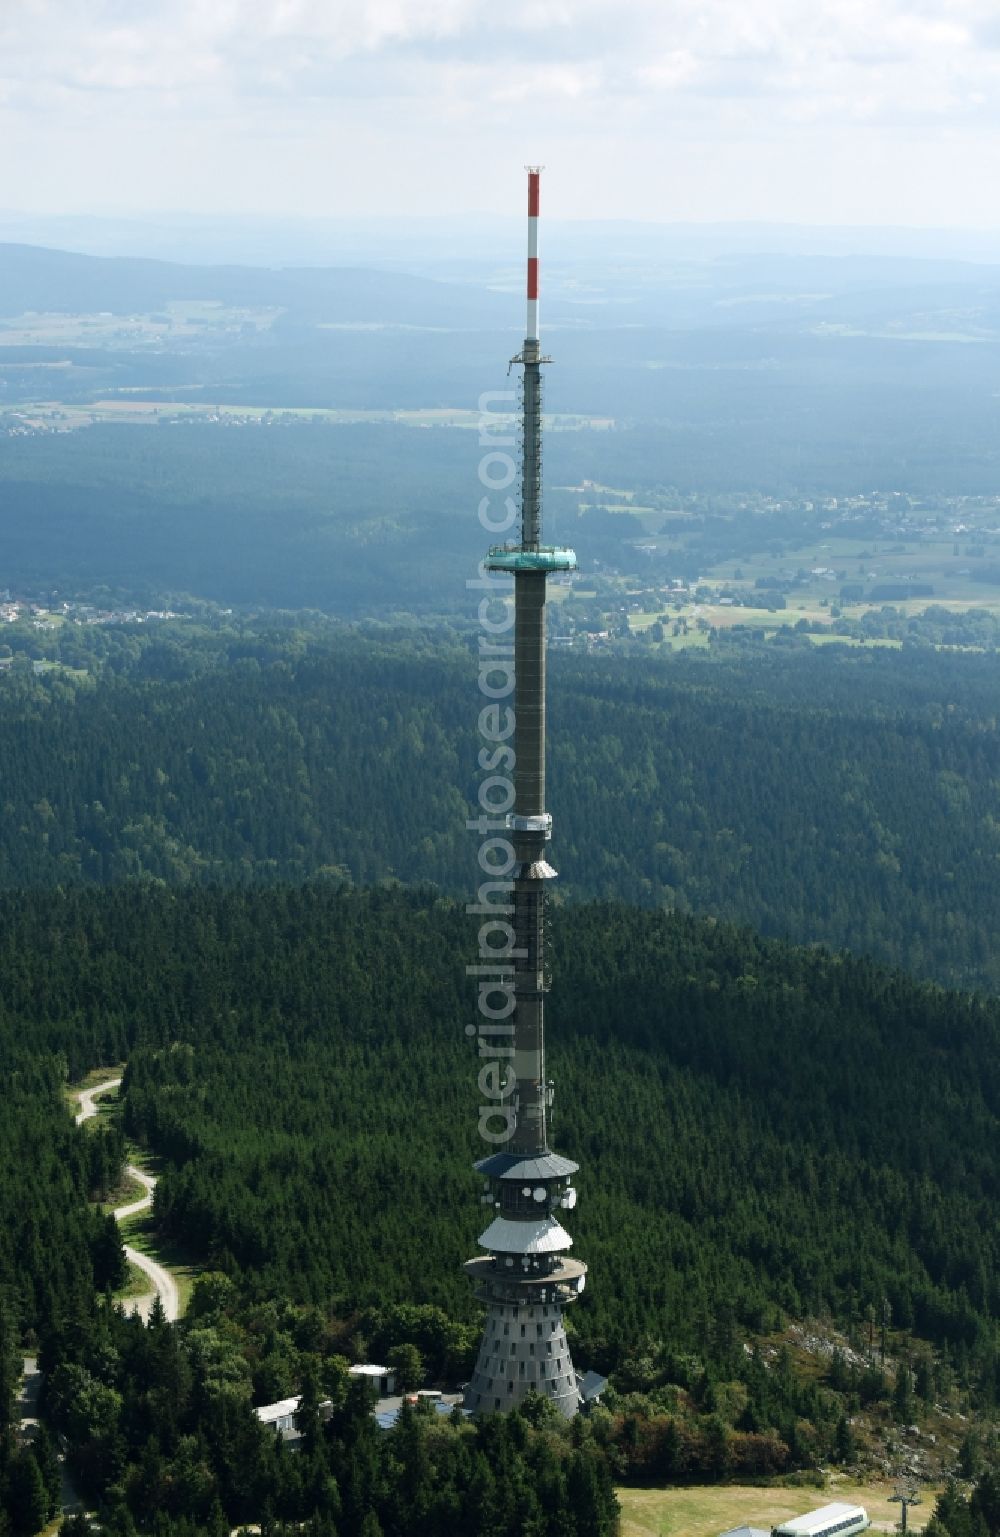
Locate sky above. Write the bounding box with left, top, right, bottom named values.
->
left=3, top=0, right=1000, bottom=227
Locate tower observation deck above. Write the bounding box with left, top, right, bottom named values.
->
left=463, top=169, right=588, bottom=1419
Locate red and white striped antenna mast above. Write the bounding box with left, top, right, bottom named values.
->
left=526, top=164, right=543, bottom=342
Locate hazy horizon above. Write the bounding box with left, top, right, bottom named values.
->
left=7, top=210, right=1000, bottom=272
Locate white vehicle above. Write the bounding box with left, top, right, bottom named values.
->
left=773, top=1503, right=870, bottom=1537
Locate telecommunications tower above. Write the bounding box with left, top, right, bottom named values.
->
left=464, top=168, right=589, bottom=1417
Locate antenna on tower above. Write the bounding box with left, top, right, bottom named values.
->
left=524, top=165, right=543, bottom=343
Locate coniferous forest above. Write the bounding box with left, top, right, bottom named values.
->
left=1, top=622, right=1000, bottom=987
left=3, top=622, right=1000, bottom=1534
left=3, top=880, right=1000, bottom=1531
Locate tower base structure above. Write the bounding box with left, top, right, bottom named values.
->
left=464, top=1296, right=582, bottom=1417
left=462, top=1152, right=587, bottom=1418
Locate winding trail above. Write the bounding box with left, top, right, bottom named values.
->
left=75, top=1077, right=180, bottom=1322
left=74, top=1077, right=123, bottom=1128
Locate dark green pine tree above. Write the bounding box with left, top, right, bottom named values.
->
left=30, top=1424, right=61, bottom=1519
left=566, top=1448, right=619, bottom=1537
left=293, top=1361, right=324, bottom=1459
left=92, top=1213, right=127, bottom=1292
left=971, top=1469, right=1000, bottom=1537
left=834, top=1415, right=855, bottom=1466
left=0, top=1301, right=19, bottom=1460
left=7, top=1449, right=49, bottom=1537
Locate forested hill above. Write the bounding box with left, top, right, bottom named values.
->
left=2, top=883, right=999, bottom=1376
left=4, top=889, right=1000, bottom=1532
left=2, top=627, right=1000, bottom=989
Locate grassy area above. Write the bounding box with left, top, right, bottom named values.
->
left=115, top=1259, right=157, bottom=1303
left=8, top=399, right=614, bottom=432
left=617, top=1478, right=941, bottom=1537
left=661, top=630, right=711, bottom=651
left=97, top=1171, right=150, bottom=1214
left=0, top=303, right=279, bottom=348
left=807, top=633, right=903, bottom=649
left=67, top=1064, right=125, bottom=1094
left=626, top=591, right=1000, bottom=649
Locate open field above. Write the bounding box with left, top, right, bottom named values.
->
left=0, top=301, right=282, bottom=347
left=2, top=398, right=615, bottom=432
left=807, top=633, right=903, bottom=649
left=618, top=1478, right=941, bottom=1537
left=671, top=531, right=1000, bottom=615
left=622, top=592, right=1000, bottom=648
left=659, top=629, right=711, bottom=650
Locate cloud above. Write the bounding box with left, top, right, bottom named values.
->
left=3, top=0, right=1000, bottom=219
left=0, top=0, right=983, bottom=107
left=1, top=0, right=995, bottom=122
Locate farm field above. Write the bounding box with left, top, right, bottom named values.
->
left=0, top=300, right=281, bottom=346
left=617, top=1478, right=941, bottom=1537
left=1, top=397, right=614, bottom=432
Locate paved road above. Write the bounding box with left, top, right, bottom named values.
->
left=74, top=1078, right=180, bottom=1323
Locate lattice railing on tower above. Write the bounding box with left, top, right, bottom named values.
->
left=515, top=369, right=544, bottom=546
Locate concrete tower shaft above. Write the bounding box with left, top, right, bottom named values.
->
left=465, top=167, right=588, bottom=1418
left=510, top=566, right=548, bottom=1157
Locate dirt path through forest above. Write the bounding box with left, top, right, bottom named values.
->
left=75, top=1077, right=180, bottom=1322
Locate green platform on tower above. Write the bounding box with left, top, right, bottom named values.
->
left=485, top=545, right=577, bottom=573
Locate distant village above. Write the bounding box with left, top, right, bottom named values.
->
left=0, top=594, right=181, bottom=628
